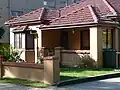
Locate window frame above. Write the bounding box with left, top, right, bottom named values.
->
left=25, top=32, right=34, bottom=50
left=102, top=29, right=113, bottom=49
left=14, top=33, right=23, bottom=49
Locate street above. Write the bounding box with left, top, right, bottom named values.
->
left=1, top=77, right=120, bottom=90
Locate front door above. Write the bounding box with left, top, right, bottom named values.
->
left=61, top=31, right=68, bottom=49
left=25, top=31, right=35, bottom=63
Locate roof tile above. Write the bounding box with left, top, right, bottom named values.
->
left=6, top=8, right=44, bottom=24
left=107, top=0, right=120, bottom=14
left=50, top=6, right=94, bottom=25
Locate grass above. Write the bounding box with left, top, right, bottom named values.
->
left=60, top=68, right=119, bottom=80
left=0, top=78, right=49, bottom=88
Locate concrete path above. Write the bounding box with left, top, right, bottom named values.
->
left=1, top=77, right=120, bottom=90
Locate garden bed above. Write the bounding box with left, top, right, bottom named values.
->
left=60, top=68, right=119, bottom=81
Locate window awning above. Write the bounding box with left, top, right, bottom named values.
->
left=12, top=25, right=28, bottom=32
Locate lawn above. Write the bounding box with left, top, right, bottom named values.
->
left=60, top=68, right=119, bottom=80
left=0, top=78, right=49, bottom=88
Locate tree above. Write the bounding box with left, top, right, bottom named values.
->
left=0, top=27, right=5, bottom=39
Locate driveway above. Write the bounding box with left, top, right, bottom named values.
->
left=1, top=77, right=120, bottom=90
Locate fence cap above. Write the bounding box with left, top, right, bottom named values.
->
left=41, top=47, right=48, bottom=49
left=44, top=56, right=58, bottom=60
left=54, top=47, right=64, bottom=50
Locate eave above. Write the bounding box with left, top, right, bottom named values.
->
left=39, top=21, right=117, bottom=30
left=5, top=20, right=41, bottom=27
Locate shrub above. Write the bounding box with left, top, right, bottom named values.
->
left=78, top=54, right=97, bottom=68
left=0, top=44, right=24, bottom=62
left=36, top=49, right=44, bottom=64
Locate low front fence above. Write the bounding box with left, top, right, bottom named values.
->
left=61, top=50, right=90, bottom=67
left=0, top=56, right=60, bottom=84
left=53, top=47, right=91, bottom=67
left=2, top=62, right=44, bottom=82
left=41, top=47, right=91, bottom=67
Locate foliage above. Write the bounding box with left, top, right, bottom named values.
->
left=36, top=49, right=44, bottom=64
left=37, top=56, right=44, bottom=64
left=0, top=44, right=24, bottom=62
left=78, top=54, right=97, bottom=68
left=0, top=27, right=5, bottom=39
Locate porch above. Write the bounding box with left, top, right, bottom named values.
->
left=36, top=26, right=118, bottom=68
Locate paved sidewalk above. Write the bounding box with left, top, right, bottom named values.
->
left=1, top=77, right=120, bottom=90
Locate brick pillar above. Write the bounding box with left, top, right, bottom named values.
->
left=55, top=47, right=63, bottom=66
left=44, top=56, right=60, bottom=84
left=0, top=56, right=3, bottom=78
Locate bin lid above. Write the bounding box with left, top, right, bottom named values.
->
left=103, top=49, right=117, bottom=52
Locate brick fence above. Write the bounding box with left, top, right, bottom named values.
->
left=0, top=56, right=60, bottom=84
left=42, top=47, right=90, bottom=67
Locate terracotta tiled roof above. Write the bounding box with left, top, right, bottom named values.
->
left=50, top=6, right=95, bottom=25
left=59, top=0, right=113, bottom=19
left=107, top=0, right=120, bottom=14
left=44, top=9, right=60, bottom=20
left=5, top=0, right=120, bottom=27
left=6, top=8, right=45, bottom=24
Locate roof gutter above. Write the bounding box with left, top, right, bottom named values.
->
left=5, top=20, right=42, bottom=27
left=106, top=15, right=120, bottom=18
left=39, top=21, right=117, bottom=30
left=106, top=14, right=120, bottom=22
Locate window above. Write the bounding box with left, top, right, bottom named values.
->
left=26, top=32, right=34, bottom=50
left=43, top=0, right=55, bottom=8
left=43, top=0, right=48, bottom=5
left=81, top=30, right=90, bottom=50
left=14, top=33, right=23, bottom=49
left=60, top=1, right=66, bottom=4
left=11, top=10, right=23, bottom=18
left=102, top=29, right=113, bottom=49
left=72, top=0, right=80, bottom=3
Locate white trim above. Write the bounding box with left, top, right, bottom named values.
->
left=38, top=8, right=45, bottom=20
left=88, top=5, right=98, bottom=23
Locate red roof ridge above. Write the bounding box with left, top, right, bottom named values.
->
left=88, top=5, right=98, bottom=23
left=52, top=6, right=91, bottom=22
left=102, top=0, right=117, bottom=15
